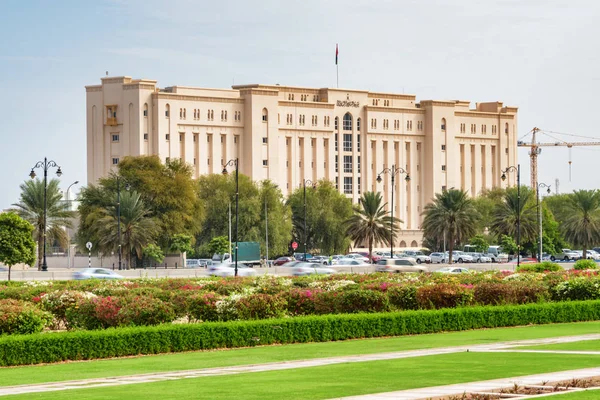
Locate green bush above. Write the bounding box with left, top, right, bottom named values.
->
left=186, top=293, right=220, bottom=322
left=0, top=299, right=52, bottom=335
left=517, top=262, right=562, bottom=273
left=553, top=277, right=600, bottom=301
left=573, top=259, right=599, bottom=270
left=281, top=288, right=323, bottom=316
left=118, top=296, right=176, bottom=326
left=235, top=294, right=288, bottom=320
left=416, top=283, right=473, bottom=309
left=474, top=281, right=549, bottom=305
left=336, top=290, right=390, bottom=313
left=1, top=301, right=600, bottom=366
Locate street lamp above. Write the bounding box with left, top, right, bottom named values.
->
left=66, top=181, right=79, bottom=210
left=501, top=164, right=520, bottom=268
left=65, top=181, right=79, bottom=269
left=537, top=182, right=552, bottom=263
left=222, top=159, right=239, bottom=276
left=302, top=179, right=316, bottom=259
left=116, top=177, right=131, bottom=270
left=376, top=165, right=410, bottom=258
left=29, top=158, right=63, bottom=272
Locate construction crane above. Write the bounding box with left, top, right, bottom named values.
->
left=517, top=127, right=600, bottom=189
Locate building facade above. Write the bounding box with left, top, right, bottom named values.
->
left=86, top=76, right=518, bottom=247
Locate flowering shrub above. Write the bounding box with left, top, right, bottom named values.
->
left=337, top=290, right=390, bottom=313
left=215, top=294, right=243, bottom=321
left=474, top=281, right=549, bottom=305
left=308, top=279, right=357, bottom=291
left=66, top=296, right=123, bottom=330
left=387, top=285, right=418, bottom=310
left=187, top=293, right=220, bottom=322
left=40, top=290, right=96, bottom=329
left=573, top=259, right=599, bottom=270
left=252, top=275, right=293, bottom=295
left=281, top=288, right=323, bottom=316
left=416, top=283, right=474, bottom=309
left=118, top=296, right=176, bottom=326
left=553, top=277, right=600, bottom=301
left=0, top=299, right=52, bottom=335
left=235, top=293, right=287, bottom=320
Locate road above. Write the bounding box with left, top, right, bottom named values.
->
left=0, top=262, right=576, bottom=281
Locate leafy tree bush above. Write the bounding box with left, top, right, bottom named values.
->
left=416, top=283, right=473, bottom=309
left=553, top=277, right=600, bottom=301
left=386, top=285, right=418, bottom=310
left=517, top=261, right=562, bottom=273
left=469, top=234, right=489, bottom=253
left=143, top=244, right=164, bottom=266
left=187, top=293, right=220, bottom=322
left=0, top=212, right=36, bottom=280
left=0, top=299, right=52, bottom=335
left=573, top=259, right=598, bottom=270
left=235, top=294, right=288, bottom=320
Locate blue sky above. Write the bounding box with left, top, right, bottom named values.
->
left=1, top=0, right=600, bottom=209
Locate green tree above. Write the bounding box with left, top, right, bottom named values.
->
left=286, top=180, right=353, bottom=255
left=260, top=180, right=293, bottom=258
left=500, top=234, right=518, bottom=256
left=490, top=186, right=538, bottom=251
left=12, top=179, right=75, bottom=270
left=207, top=236, right=230, bottom=260
left=345, top=191, right=401, bottom=263
left=469, top=234, right=489, bottom=253
left=169, top=233, right=193, bottom=269
left=561, top=190, right=600, bottom=258
left=540, top=203, right=565, bottom=255
left=421, top=189, right=479, bottom=264
left=543, top=193, right=573, bottom=226
left=143, top=243, right=164, bottom=267
left=472, top=187, right=505, bottom=234
left=0, top=213, right=36, bottom=281
left=87, top=191, right=159, bottom=268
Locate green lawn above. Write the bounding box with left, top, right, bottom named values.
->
left=1, top=321, right=600, bottom=387
left=535, top=389, right=600, bottom=399
left=517, top=339, right=600, bottom=352
left=3, top=352, right=600, bottom=400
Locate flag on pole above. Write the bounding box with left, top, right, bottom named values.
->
left=335, top=44, right=339, bottom=65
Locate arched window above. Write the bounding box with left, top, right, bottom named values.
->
left=343, top=113, right=352, bottom=130
left=143, top=103, right=148, bottom=117
left=165, top=104, right=170, bottom=118
left=411, top=240, right=418, bottom=248
left=399, top=241, right=407, bottom=248
left=357, top=118, right=361, bottom=132
left=262, top=108, right=268, bottom=122
left=441, top=118, right=446, bottom=131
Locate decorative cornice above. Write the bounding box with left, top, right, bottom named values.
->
left=277, top=127, right=334, bottom=133
left=238, top=88, right=279, bottom=96
left=367, top=92, right=416, bottom=100
left=455, top=111, right=515, bottom=119
left=454, top=134, right=501, bottom=141
left=85, top=86, right=102, bottom=92
left=278, top=101, right=335, bottom=109
left=419, top=100, right=456, bottom=107
left=366, top=131, right=426, bottom=137
left=364, top=106, right=425, bottom=114
left=101, top=77, right=131, bottom=84
left=123, top=83, right=156, bottom=91
left=152, top=93, right=245, bottom=104
left=176, top=123, right=244, bottom=131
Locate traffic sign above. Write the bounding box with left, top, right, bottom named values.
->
left=291, top=241, right=298, bottom=250
left=86, top=242, right=93, bottom=250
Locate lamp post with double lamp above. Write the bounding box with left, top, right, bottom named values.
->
left=376, top=165, right=410, bottom=259
left=302, top=179, right=316, bottom=260
left=65, top=181, right=79, bottom=269
left=501, top=164, right=520, bottom=268
left=116, top=177, right=131, bottom=270
left=29, top=158, right=63, bottom=272
left=537, top=182, right=552, bottom=263
left=222, top=159, right=239, bottom=276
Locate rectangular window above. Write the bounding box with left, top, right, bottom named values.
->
left=165, top=110, right=169, bottom=117
left=442, top=165, right=446, bottom=171
left=335, top=155, right=338, bottom=172
left=343, top=155, right=352, bottom=173
left=343, top=134, right=352, bottom=152
left=441, top=144, right=446, bottom=151
left=262, top=160, right=268, bottom=166
left=262, top=114, right=268, bottom=122
left=144, top=133, right=148, bottom=141
left=357, top=134, right=361, bottom=152
left=335, top=134, right=338, bottom=152
left=357, top=156, right=361, bottom=173
left=180, top=134, right=183, bottom=142
left=165, top=134, right=170, bottom=141
left=335, top=118, right=339, bottom=130
left=358, top=177, right=361, bottom=194
left=112, top=134, right=119, bottom=142
left=112, top=158, right=119, bottom=165
left=143, top=110, right=148, bottom=117
left=343, top=177, right=352, bottom=194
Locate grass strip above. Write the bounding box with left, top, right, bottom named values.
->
left=1, top=321, right=600, bottom=388
left=517, top=339, right=600, bottom=352
left=3, top=352, right=600, bottom=399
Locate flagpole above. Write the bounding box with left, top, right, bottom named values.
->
left=336, top=43, right=339, bottom=88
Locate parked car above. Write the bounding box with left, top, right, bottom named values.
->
left=402, top=250, right=431, bottom=264
left=550, top=249, right=581, bottom=262
left=486, top=252, right=509, bottom=263
left=335, top=258, right=370, bottom=266
left=73, top=268, right=123, bottom=280
left=289, top=262, right=335, bottom=276
left=273, top=256, right=294, bottom=266
left=330, top=255, right=347, bottom=265
left=293, top=253, right=313, bottom=262
left=186, top=259, right=212, bottom=268
left=447, top=251, right=474, bottom=263
left=375, top=258, right=428, bottom=273
left=345, top=253, right=370, bottom=263
left=576, top=250, right=600, bottom=261
left=208, top=263, right=257, bottom=277
left=473, top=253, right=492, bottom=263
left=310, top=255, right=330, bottom=264
left=429, top=252, right=446, bottom=264
left=436, top=266, right=470, bottom=274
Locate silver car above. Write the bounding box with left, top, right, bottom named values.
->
left=290, top=262, right=336, bottom=276
left=375, top=258, right=428, bottom=273
left=436, top=267, right=470, bottom=274
left=208, top=263, right=257, bottom=277
left=73, top=268, right=123, bottom=280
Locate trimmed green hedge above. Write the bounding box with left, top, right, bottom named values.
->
left=1, top=300, right=599, bottom=367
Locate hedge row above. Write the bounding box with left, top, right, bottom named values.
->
left=1, top=300, right=600, bottom=367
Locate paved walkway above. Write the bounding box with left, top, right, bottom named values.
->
left=0, top=334, right=599, bottom=397
left=335, top=368, right=600, bottom=399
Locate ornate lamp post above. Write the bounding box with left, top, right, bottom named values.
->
left=65, top=181, right=78, bottom=269
left=501, top=164, right=520, bottom=268
left=376, top=165, right=410, bottom=258
left=116, top=177, right=131, bottom=270
left=537, top=182, right=552, bottom=262
left=222, top=159, right=239, bottom=276
left=302, top=179, right=316, bottom=259
left=29, top=158, right=63, bottom=272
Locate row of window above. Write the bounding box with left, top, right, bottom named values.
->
left=162, top=105, right=242, bottom=123
left=334, top=155, right=362, bottom=174
left=371, top=99, right=391, bottom=107
left=287, top=94, right=320, bottom=102
left=459, top=122, right=510, bottom=134
left=333, top=134, right=361, bottom=152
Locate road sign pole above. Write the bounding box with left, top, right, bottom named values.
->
left=86, top=242, right=93, bottom=268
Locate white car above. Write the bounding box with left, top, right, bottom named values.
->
left=208, top=263, right=257, bottom=277
left=402, top=250, right=431, bottom=264
left=429, top=252, right=446, bottom=264
left=579, top=250, right=600, bottom=261
left=436, top=267, right=470, bottom=274
left=345, top=253, right=370, bottom=263
left=473, top=253, right=492, bottom=263
left=335, top=258, right=369, bottom=266
left=290, top=262, right=336, bottom=276
left=72, top=268, right=123, bottom=280
left=447, top=251, right=474, bottom=263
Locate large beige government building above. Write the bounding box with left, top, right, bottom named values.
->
left=86, top=76, right=518, bottom=247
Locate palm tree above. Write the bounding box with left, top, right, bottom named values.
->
left=561, top=190, right=600, bottom=258
left=490, top=186, right=538, bottom=251
left=12, top=179, right=75, bottom=270
left=345, top=192, right=401, bottom=263
left=421, top=189, right=479, bottom=264
left=90, top=191, right=159, bottom=268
